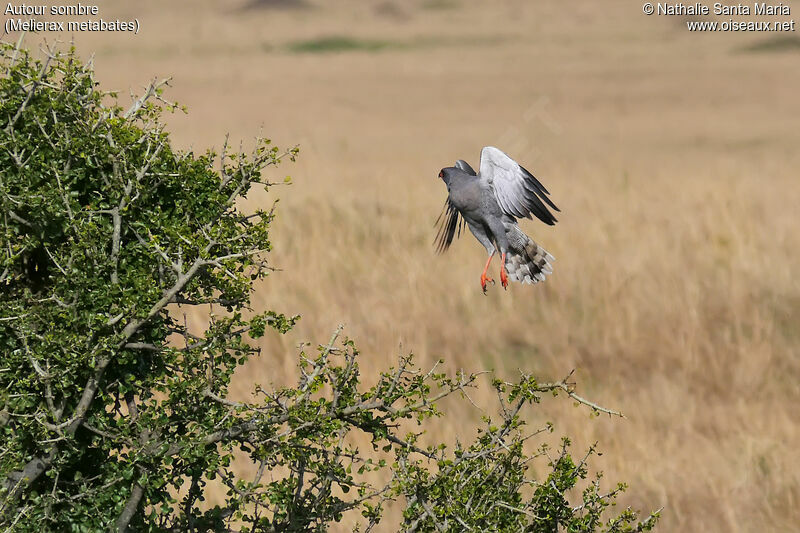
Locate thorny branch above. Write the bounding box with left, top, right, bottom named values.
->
left=537, top=369, right=624, bottom=418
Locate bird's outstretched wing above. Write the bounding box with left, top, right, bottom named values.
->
left=433, top=197, right=465, bottom=254
left=479, top=146, right=560, bottom=225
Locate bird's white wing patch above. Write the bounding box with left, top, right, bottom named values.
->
left=478, top=146, right=559, bottom=225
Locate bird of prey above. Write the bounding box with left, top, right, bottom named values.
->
left=435, top=146, right=560, bottom=293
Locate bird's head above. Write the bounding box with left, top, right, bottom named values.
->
left=438, top=167, right=455, bottom=186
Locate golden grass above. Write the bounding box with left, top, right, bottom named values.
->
left=17, top=0, right=800, bottom=529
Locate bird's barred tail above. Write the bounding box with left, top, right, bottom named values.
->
left=504, top=226, right=554, bottom=285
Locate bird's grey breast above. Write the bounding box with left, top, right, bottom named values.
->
left=448, top=175, right=488, bottom=222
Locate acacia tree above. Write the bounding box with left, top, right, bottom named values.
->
left=0, top=43, right=659, bottom=532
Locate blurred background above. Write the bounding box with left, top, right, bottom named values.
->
left=11, top=0, right=800, bottom=530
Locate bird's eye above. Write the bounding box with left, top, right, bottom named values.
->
left=438, top=171, right=444, bottom=178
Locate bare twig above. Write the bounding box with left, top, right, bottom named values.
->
left=538, top=370, right=624, bottom=418
left=123, top=78, right=171, bottom=119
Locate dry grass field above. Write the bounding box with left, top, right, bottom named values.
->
left=17, top=0, right=800, bottom=530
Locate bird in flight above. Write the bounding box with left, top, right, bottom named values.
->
left=435, top=146, right=560, bottom=293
